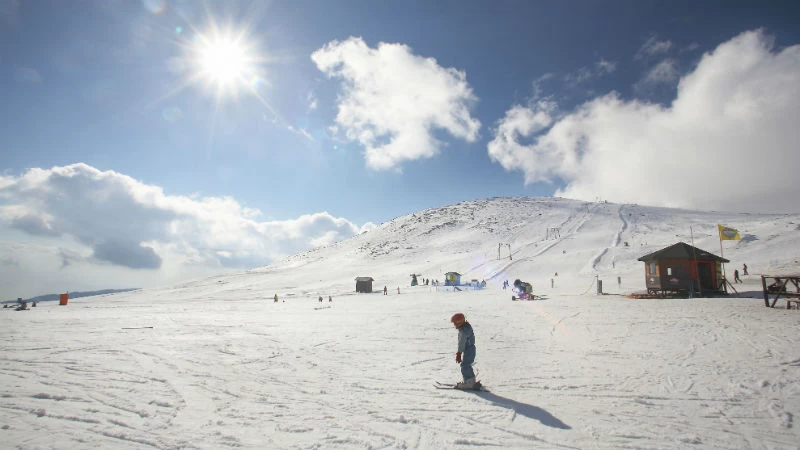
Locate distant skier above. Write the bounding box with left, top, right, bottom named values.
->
left=318, top=296, right=323, bottom=302
left=274, top=294, right=278, bottom=303
left=734, top=269, right=742, bottom=284
left=383, top=286, right=388, bottom=295
left=328, top=295, right=332, bottom=302
left=450, top=313, right=478, bottom=389
left=742, top=263, right=748, bottom=276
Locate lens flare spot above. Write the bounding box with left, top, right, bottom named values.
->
left=249, top=76, right=266, bottom=90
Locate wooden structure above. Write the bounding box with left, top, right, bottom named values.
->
left=637, top=242, right=729, bottom=297
left=761, top=275, right=800, bottom=308
left=355, top=277, right=374, bottom=293
left=444, top=272, right=462, bottom=286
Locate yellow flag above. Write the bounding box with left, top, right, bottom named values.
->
left=718, top=224, right=741, bottom=241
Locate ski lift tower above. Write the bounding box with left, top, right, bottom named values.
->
left=498, top=243, right=511, bottom=260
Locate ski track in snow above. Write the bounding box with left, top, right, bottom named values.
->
left=3, top=197, right=800, bottom=449
left=2, top=291, right=799, bottom=450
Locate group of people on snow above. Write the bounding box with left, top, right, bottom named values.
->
left=272, top=294, right=332, bottom=302
left=733, top=263, right=748, bottom=284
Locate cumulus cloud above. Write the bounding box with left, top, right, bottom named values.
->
left=359, top=222, right=378, bottom=234
left=488, top=30, right=800, bottom=213
left=92, top=239, right=162, bottom=269
left=311, top=37, right=480, bottom=170
left=0, top=164, right=365, bottom=293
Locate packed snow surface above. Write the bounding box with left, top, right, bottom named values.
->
left=2, top=197, right=799, bottom=449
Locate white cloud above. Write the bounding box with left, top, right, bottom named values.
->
left=564, top=67, right=594, bottom=86
left=0, top=164, right=364, bottom=295
left=487, top=101, right=558, bottom=184
left=636, top=36, right=673, bottom=60
left=531, top=73, right=555, bottom=99
left=311, top=37, right=480, bottom=170
left=359, top=222, right=377, bottom=234
left=640, top=58, right=679, bottom=86
left=287, top=125, right=315, bottom=141
left=307, top=91, right=318, bottom=111
left=489, top=30, right=800, bottom=213
left=595, top=58, right=616, bottom=75
left=564, top=58, right=616, bottom=87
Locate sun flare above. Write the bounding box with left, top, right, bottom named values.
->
left=187, top=22, right=265, bottom=101
left=199, top=38, right=249, bottom=83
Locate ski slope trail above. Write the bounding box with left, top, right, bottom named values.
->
left=3, top=289, right=799, bottom=449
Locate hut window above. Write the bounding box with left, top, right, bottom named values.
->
left=667, top=267, right=673, bottom=276
left=649, top=262, right=656, bottom=274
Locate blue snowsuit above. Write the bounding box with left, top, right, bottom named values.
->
left=457, top=322, right=476, bottom=381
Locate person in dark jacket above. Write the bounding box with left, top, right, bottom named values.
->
left=451, top=313, right=478, bottom=389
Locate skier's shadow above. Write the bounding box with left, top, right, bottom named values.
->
left=475, top=391, right=571, bottom=429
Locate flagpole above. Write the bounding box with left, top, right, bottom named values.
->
left=718, top=225, right=727, bottom=293
left=718, top=226, right=725, bottom=277
left=691, top=226, right=701, bottom=297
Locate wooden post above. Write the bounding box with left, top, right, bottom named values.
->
left=690, top=227, right=702, bottom=297
left=762, top=275, right=770, bottom=307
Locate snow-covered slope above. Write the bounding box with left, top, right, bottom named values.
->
left=2, top=197, right=799, bottom=449
left=234, top=197, right=800, bottom=299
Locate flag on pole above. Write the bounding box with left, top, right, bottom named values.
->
left=718, top=224, right=741, bottom=241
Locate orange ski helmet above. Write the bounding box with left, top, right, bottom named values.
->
left=450, top=313, right=466, bottom=328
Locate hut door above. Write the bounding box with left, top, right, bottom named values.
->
left=697, top=262, right=714, bottom=290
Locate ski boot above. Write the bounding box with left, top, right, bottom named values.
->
left=455, top=377, right=477, bottom=390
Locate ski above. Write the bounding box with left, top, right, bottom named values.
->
left=434, top=380, right=486, bottom=391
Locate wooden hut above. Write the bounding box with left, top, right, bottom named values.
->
left=637, top=242, right=729, bottom=296
left=444, top=272, right=462, bottom=286
left=355, top=277, right=374, bottom=293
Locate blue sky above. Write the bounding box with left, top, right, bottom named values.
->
left=1, top=0, right=799, bottom=297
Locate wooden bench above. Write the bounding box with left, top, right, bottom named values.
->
left=782, top=292, right=800, bottom=309
left=762, top=275, right=800, bottom=307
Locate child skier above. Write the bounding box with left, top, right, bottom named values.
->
left=450, top=313, right=479, bottom=389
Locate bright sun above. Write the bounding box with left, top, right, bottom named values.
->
left=188, top=23, right=264, bottom=100
left=199, top=38, right=249, bottom=84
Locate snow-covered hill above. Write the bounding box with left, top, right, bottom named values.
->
left=2, top=197, right=799, bottom=449
left=237, top=197, right=800, bottom=299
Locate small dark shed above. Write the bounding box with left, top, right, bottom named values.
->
left=637, top=242, right=729, bottom=296
left=355, top=277, right=374, bottom=293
